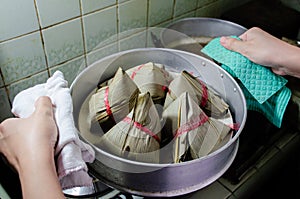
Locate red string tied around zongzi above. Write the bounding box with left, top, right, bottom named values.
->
left=123, top=116, right=161, bottom=143
left=174, top=112, right=209, bottom=138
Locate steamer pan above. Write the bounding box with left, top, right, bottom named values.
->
left=157, top=17, right=247, bottom=56
left=70, top=48, right=247, bottom=197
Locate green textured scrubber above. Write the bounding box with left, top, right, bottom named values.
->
left=239, top=83, right=291, bottom=128
left=222, top=64, right=291, bottom=127
left=201, top=37, right=288, bottom=104
left=201, top=37, right=291, bottom=128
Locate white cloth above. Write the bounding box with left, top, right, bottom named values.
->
left=11, top=71, right=95, bottom=190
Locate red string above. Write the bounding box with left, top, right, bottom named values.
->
left=162, top=85, right=168, bottom=92
left=104, top=87, right=115, bottom=122
left=198, top=79, right=208, bottom=107
left=123, top=117, right=161, bottom=143
left=228, top=123, right=240, bottom=130
left=174, top=112, right=209, bottom=138
left=131, top=64, right=145, bottom=79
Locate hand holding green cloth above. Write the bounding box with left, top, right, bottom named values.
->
left=201, top=37, right=291, bottom=128
left=201, top=37, right=288, bottom=104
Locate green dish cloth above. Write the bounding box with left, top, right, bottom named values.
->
left=201, top=37, right=291, bottom=128
left=201, top=37, right=288, bottom=104
left=237, top=80, right=290, bottom=128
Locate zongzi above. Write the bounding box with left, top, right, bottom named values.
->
left=126, top=62, right=172, bottom=104
left=89, top=67, right=140, bottom=132
left=164, top=71, right=229, bottom=117
left=98, top=92, right=162, bottom=163
left=162, top=92, right=231, bottom=163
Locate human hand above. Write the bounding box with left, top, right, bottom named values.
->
left=220, top=27, right=300, bottom=78
left=0, top=96, right=58, bottom=172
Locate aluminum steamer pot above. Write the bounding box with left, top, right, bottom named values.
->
left=71, top=48, right=247, bottom=197
left=157, top=17, right=247, bottom=57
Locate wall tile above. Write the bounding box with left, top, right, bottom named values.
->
left=173, top=10, right=196, bottom=21
left=0, top=0, right=39, bottom=42
left=81, top=0, right=116, bottom=14
left=35, top=0, right=80, bottom=28
left=50, top=56, right=86, bottom=85
left=155, top=20, right=174, bottom=28
left=198, top=0, right=216, bottom=7
left=87, top=42, right=119, bottom=66
left=118, top=0, right=147, bottom=37
left=43, top=18, right=84, bottom=67
left=0, top=32, right=47, bottom=85
left=7, top=70, right=49, bottom=102
left=148, top=0, right=174, bottom=26
left=118, top=0, right=129, bottom=3
left=0, top=88, right=13, bottom=122
left=174, top=0, right=197, bottom=17
left=83, top=6, right=117, bottom=52
left=196, top=2, right=221, bottom=17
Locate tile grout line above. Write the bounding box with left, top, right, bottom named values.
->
left=171, top=0, right=176, bottom=20
left=79, top=0, right=88, bottom=68
left=32, top=0, right=50, bottom=77
left=0, top=29, right=40, bottom=44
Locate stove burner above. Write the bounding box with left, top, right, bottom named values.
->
left=109, top=192, right=134, bottom=199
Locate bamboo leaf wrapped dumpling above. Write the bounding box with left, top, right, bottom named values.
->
left=126, top=62, right=172, bottom=104
left=89, top=67, right=140, bottom=133
left=164, top=71, right=229, bottom=117
left=162, top=92, right=231, bottom=163
left=189, top=117, right=232, bottom=159
left=98, top=92, right=162, bottom=163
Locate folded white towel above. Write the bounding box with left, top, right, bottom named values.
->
left=11, top=71, right=95, bottom=190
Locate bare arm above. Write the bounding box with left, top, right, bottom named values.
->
left=0, top=96, right=65, bottom=199
left=220, top=27, right=300, bottom=78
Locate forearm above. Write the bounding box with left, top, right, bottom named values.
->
left=276, top=43, right=300, bottom=78
left=18, top=146, right=64, bottom=199
left=0, top=96, right=63, bottom=198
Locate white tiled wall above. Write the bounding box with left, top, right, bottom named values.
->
left=0, top=0, right=251, bottom=122
left=36, top=0, right=81, bottom=28
left=0, top=0, right=39, bottom=41
left=83, top=5, right=118, bottom=52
